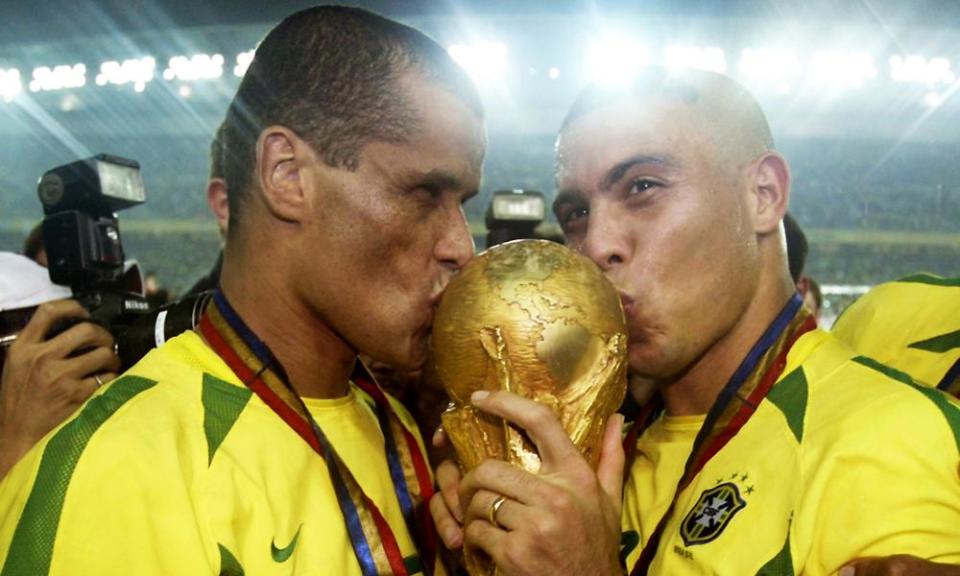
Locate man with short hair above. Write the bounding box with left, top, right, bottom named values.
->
left=435, top=69, right=960, bottom=575
left=0, top=6, right=483, bottom=575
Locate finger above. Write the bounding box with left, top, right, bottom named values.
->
left=436, top=459, right=464, bottom=523
left=460, top=458, right=547, bottom=510
left=432, top=425, right=448, bottom=448
left=60, top=346, right=120, bottom=381
left=464, top=489, right=520, bottom=531
left=597, top=413, right=626, bottom=503
left=68, top=376, right=101, bottom=405
left=46, top=321, right=114, bottom=359
left=429, top=492, right=464, bottom=550
left=470, top=390, right=579, bottom=469
left=463, top=518, right=509, bottom=565
left=17, top=300, right=87, bottom=344
left=96, top=371, right=118, bottom=387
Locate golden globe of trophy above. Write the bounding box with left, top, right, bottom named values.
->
left=431, top=239, right=628, bottom=576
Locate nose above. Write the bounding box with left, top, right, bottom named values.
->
left=436, top=201, right=475, bottom=273
left=580, top=204, right=628, bottom=272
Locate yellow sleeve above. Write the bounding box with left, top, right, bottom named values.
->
left=797, top=387, right=960, bottom=574
left=0, top=375, right=216, bottom=576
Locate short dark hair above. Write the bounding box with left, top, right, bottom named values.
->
left=783, top=212, right=808, bottom=283
left=222, top=6, right=482, bottom=231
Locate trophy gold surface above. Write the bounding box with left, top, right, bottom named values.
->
left=431, top=239, right=628, bottom=576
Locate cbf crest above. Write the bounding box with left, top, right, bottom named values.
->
left=680, top=482, right=746, bottom=546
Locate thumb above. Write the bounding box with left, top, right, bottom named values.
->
left=597, top=413, right=626, bottom=504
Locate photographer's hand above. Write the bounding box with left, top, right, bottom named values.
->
left=0, top=300, right=119, bottom=479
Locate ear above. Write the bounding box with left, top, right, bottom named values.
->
left=205, top=177, right=229, bottom=236
left=255, top=126, right=307, bottom=223
left=749, top=152, right=790, bottom=235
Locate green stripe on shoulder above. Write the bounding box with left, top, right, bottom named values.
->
left=756, top=531, right=794, bottom=576
left=897, top=273, right=960, bottom=287
left=908, top=329, right=960, bottom=354
left=202, top=373, right=252, bottom=465
left=765, top=368, right=808, bottom=443
left=218, top=543, right=245, bottom=576
left=853, top=356, right=960, bottom=453
left=1, top=375, right=156, bottom=576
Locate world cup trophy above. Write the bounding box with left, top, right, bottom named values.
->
left=431, top=239, right=628, bottom=576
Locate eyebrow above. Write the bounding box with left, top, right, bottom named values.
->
left=599, top=154, right=677, bottom=191
left=410, top=169, right=464, bottom=191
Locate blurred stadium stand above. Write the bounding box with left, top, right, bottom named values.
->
left=0, top=0, right=957, bottom=313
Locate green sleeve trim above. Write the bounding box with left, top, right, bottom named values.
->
left=896, top=273, right=960, bottom=287
left=1, top=376, right=156, bottom=576
left=202, top=373, right=252, bottom=465
left=756, top=531, right=794, bottom=576
left=218, top=543, right=246, bottom=576
left=852, top=356, right=960, bottom=453
left=908, top=329, right=960, bottom=354
left=765, top=368, right=808, bottom=443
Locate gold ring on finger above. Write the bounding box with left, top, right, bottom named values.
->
left=488, top=495, right=508, bottom=529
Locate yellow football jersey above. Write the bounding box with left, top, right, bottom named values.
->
left=832, top=273, right=960, bottom=395
left=621, top=329, right=960, bottom=575
left=0, top=331, right=440, bottom=576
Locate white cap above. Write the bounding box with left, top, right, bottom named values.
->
left=0, top=252, right=72, bottom=312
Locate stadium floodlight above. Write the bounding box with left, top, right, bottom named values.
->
left=890, top=55, right=955, bottom=86
left=448, top=42, right=509, bottom=83
left=664, top=45, right=727, bottom=73
left=737, top=48, right=801, bottom=90
left=163, top=53, right=224, bottom=81
left=95, top=57, right=156, bottom=91
left=808, top=51, right=877, bottom=88
left=549, top=67, right=560, bottom=80
left=923, top=91, right=944, bottom=108
left=28, top=63, right=87, bottom=92
left=0, top=68, right=22, bottom=102
left=178, top=85, right=192, bottom=98
left=587, top=36, right=651, bottom=87
left=234, top=50, right=255, bottom=77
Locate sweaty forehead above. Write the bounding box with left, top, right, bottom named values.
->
left=556, top=100, right=710, bottom=187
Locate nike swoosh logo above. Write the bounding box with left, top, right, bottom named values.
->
left=271, top=524, right=302, bottom=563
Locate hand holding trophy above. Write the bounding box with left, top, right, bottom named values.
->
left=431, top=239, right=628, bottom=576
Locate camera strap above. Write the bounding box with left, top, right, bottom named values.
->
left=199, top=290, right=436, bottom=576
left=628, top=294, right=815, bottom=575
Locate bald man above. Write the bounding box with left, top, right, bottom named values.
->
left=433, top=69, right=960, bottom=575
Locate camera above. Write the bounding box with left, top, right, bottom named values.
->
left=36, top=154, right=211, bottom=371
left=484, top=189, right=547, bottom=248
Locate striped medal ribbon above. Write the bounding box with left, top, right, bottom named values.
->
left=199, top=290, right=437, bottom=576
left=629, top=293, right=815, bottom=576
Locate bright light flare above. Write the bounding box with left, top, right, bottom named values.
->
left=586, top=36, right=650, bottom=87
left=738, top=48, right=801, bottom=91
left=448, top=42, right=509, bottom=83
left=95, top=57, right=155, bottom=91
left=890, top=55, right=955, bottom=86
left=163, top=53, right=224, bottom=81
left=0, top=68, right=22, bottom=102
left=808, top=51, right=876, bottom=88
left=234, top=50, right=255, bottom=77
left=664, top=45, right=727, bottom=73
left=29, top=63, right=86, bottom=92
